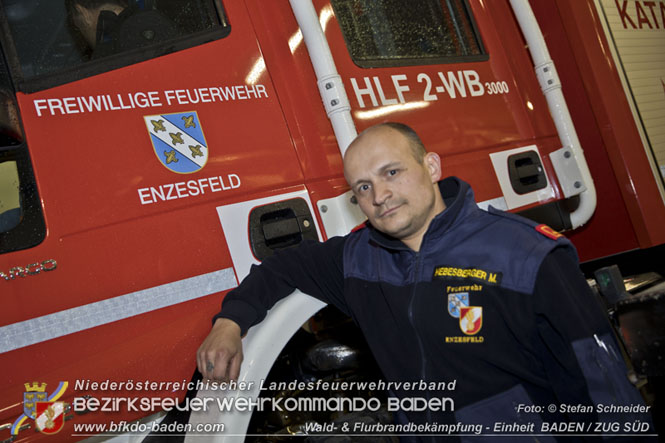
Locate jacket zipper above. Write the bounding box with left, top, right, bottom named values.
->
left=407, top=251, right=432, bottom=426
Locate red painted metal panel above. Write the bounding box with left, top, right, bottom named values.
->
left=1, top=1, right=304, bottom=440
left=529, top=0, right=641, bottom=262
left=542, top=0, right=665, bottom=257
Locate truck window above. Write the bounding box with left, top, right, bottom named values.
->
left=331, top=0, right=486, bottom=67
left=0, top=48, right=45, bottom=253
left=0, top=72, right=22, bottom=234
left=1, top=0, right=230, bottom=92
left=0, top=160, right=20, bottom=232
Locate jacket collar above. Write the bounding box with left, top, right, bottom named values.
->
left=367, top=176, right=478, bottom=251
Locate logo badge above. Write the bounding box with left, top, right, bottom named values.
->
left=447, top=293, right=469, bottom=318
left=144, top=112, right=208, bottom=174
left=459, top=306, right=483, bottom=335
left=35, top=401, right=66, bottom=434
left=12, top=382, right=68, bottom=436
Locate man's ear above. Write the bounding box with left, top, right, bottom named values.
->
left=424, top=152, right=442, bottom=183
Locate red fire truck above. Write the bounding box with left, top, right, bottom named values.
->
left=1, top=0, right=663, bottom=440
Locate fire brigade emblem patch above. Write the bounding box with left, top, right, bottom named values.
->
left=448, top=292, right=469, bottom=318
left=12, top=381, right=69, bottom=437
left=459, top=306, right=483, bottom=335
left=144, top=111, right=208, bottom=174
left=35, top=401, right=66, bottom=434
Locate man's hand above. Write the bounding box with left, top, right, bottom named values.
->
left=197, top=318, right=243, bottom=381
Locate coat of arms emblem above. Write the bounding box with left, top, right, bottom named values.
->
left=144, top=111, right=209, bottom=173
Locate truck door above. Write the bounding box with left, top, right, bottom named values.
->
left=0, top=0, right=313, bottom=439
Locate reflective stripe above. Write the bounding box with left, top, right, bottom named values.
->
left=0, top=268, right=237, bottom=353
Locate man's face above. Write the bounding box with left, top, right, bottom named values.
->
left=343, top=127, right=443, bottom=248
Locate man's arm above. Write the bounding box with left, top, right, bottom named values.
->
left=533, top=247, right=649, bottom=424
left=197, top=236, right=347, bottom=380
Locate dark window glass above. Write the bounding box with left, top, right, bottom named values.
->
left=0, top=0, right=230, bottom=92
left=0, top=45, right=45, bottom=252
left=0, top=67, right=23, bottom=235
left=0, top=160, right=20, bottom=232
left=332, top=0, right=486, bottom=67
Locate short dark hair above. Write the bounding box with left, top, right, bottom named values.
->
left=362, top=122, right=427, bottom=162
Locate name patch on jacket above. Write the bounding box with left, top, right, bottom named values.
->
left=433, top=266, right=502, bottom=285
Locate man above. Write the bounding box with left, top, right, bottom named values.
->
left=197, top=122, right=652, bottom=439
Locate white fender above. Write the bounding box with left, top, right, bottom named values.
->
left=186, top=291, right=325, bottom=442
